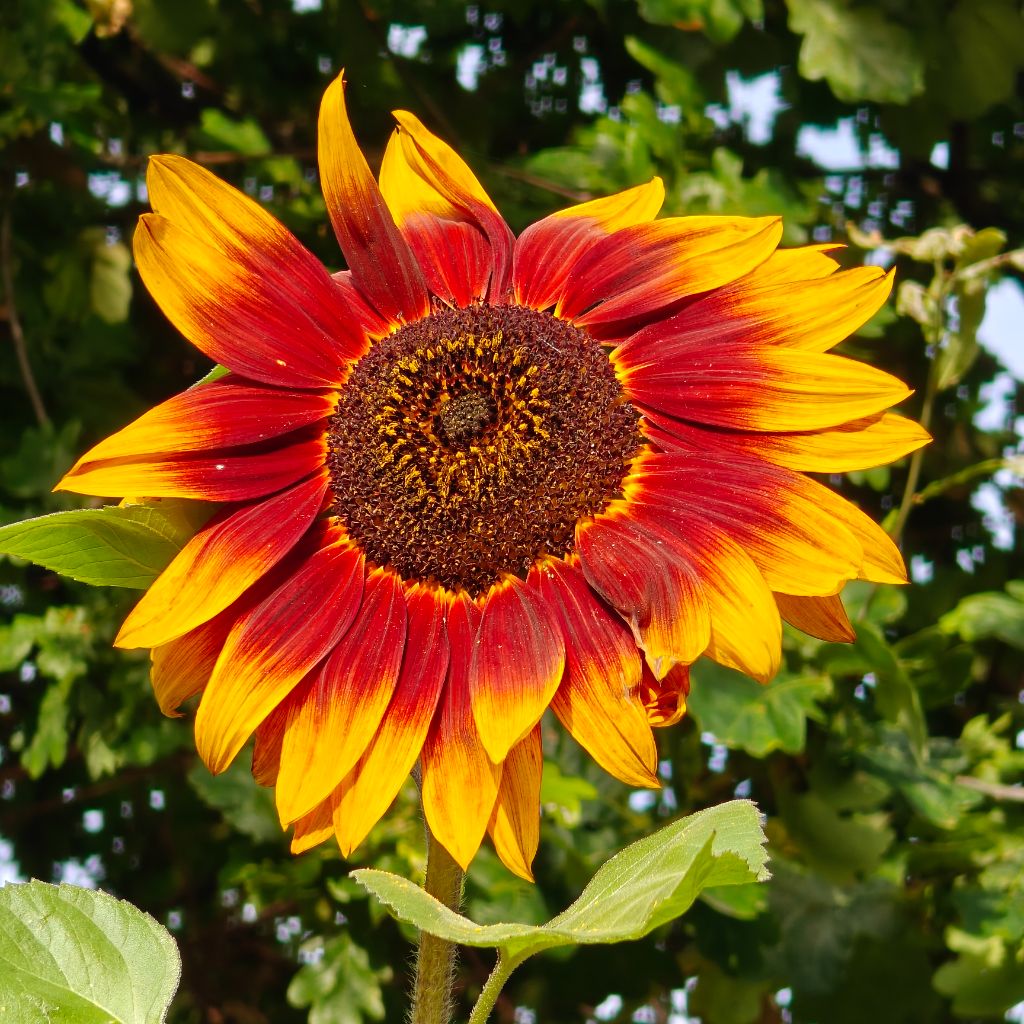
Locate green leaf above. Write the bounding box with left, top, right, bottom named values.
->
left=855, top=622, right=927, bottom=755
left=0, top=880, right=180, bottom=1023
left=939, top=585, right=1024, bottom=650
left=352, top=801, right=768, bottom=963
left=786, top=0, right=925, bottom=103
left=287, top=933, right=391, bottom=1024
left=0, top=499, right=213, bottom=588
left=188, top=758, right=283, bottom=844
left=637, top=0, right=763, bottom=43
left=933, top=940, right=1024, bottom=1017
left=688, top=662, right=833, bottom=756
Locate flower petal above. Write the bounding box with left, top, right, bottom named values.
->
left=380, top=132, right=493, bottom=305
left=538, top=559, right=658, bottom=787
left=470, top=572, right=566, bottom=764
left=146, top=154, right=368, bottom=364
left=487, top=726, right=542, bottom=882
left=615, top=266, right=893, bottom=365
left=290, top=799, right=334, bottom=855
left=276, top=568, right=407, bottom=824
left=317, top=73, right=430, bottom=325
left=115, top=473, right=327, bottom=649
left=195, top=526, right=366, bottom=775
left=388, top=110, right=515, bottom=301
left=421, top=594, right=501, bottom=870
left=331, top=270, right=393, bottom=340
left=576, top=513, right=710, bottom=671
left=642, top=410, right=931, bottom=473
left=618, top=343, right=912, bottom=433
left=640, top=661, right=690, bottom=728
left=60, top=377, right=335, bottom=470
left=513, top=179, right=665, bottom=311
left=629, top=453, right=863, bottom=596
left=331, top=585, right=449, bottom=857
left=133, top=215, right=351, bottom=387
left=775, top=592, right=855, bottom=642
left=738, top=244, right=840, bottom=287
left=56, top=429, right=326, bottom=501
left=559, top=216, right=782, bottom=326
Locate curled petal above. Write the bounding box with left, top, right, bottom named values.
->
left=513, top=178, right=665, bottom=311
left=195, top=526, right=365, bottom=775
left=317, top=73, right=430, bottom=324
left=290, top=799, right=334, bottom=855
left=115, top=473, right=327, bottom=649
left=488, top=726, right=543, bottom=882
left=640, top=662, right=690, bottom=728
left=470, top=573, right=566, bottom=764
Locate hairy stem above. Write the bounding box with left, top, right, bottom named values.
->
left=467, top=953, right=522, bottom=1024
left=410, top=830, right=465, bottom=1024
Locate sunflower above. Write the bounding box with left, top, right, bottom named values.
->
left=56, top=73, right=928, bottom=880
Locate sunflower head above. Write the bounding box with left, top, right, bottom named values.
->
left=56, top=72, right=928, bottom=880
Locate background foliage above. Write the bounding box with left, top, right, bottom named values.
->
left=2, top=0, right=1023, bottom=1020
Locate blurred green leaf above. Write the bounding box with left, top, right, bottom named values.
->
left=786, top=0, right=925, bottom=103
left=637, top=0, right=763, bottom=42
left=0, top=880, right=180, bottom=1023
left=689, top=662, right=832, bottom=756
left=287, top=933, right=391, bottom=1024
left=188, top=758, right=283, bottom=844
left=939, top=585, right=1024, bottom=649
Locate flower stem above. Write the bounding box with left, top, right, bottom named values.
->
left=467, top=953, right=523, bottom=1024
left=410, top=829, right=464, bottom=1024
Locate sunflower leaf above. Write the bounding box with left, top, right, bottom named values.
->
left=0, top=499, right=213, bottom=588
left=352, top=800, right=768, bottom=962
left=0, top=880, right=181, bottom=1023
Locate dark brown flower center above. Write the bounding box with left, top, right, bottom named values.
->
left=327, top=303, right=641, bottom=595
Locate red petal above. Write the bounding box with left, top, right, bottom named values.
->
left=275, top=568, right=408, bottom=824
left=115, top=473, right=327, bottom=649
left=317, top=74, right=430, bottom=325
left=195, top=526, right=366, bottom=775
left=538, top=560, right=658, bottom=787
left=133, top=215, right=353, bottom=388
left=56, top=429, right=326, bottom=501
left=470, top=573, right=565, bottom=764
left=61, top=377, right=334, bottom=469
left=331, top=270, right=393, bottom=341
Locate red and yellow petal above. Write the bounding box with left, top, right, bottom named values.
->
left=559, top=215, right=783, bottom=327
left=318, top=73, right=430, bottom=325
left=775, top=591, right=856, bottom=643
left=643, top=410, right=931, bottom=473
left=56, top=429, right=326, bottom=502
left=738, top=244, right=840, bottom=287
left=275, top=568, right=407, bottom=825
left=487, top=726, right=543, bottom=882
left=290, top=799, right=335, bottom=855
left=59, top=377, right=335, bottom=472
left=330, top=585, right=449, bottom=857
left=421, top=594, right=501, bottom=870
left=386, top=110, right=515, bottom=301
left=133, top=215, right=350, bottom=388
left=513, top=178, right=665, bottom=311
left=146, top=155, right=368, bottom=363
left=576, top=513, right=710, bottom=671
left=469, top=572, right=565, bottom=764
left=115, top=473, right=327, bottom=649
left=640, top=662, right=690, bottom=728
left=195, top=525, right=366, bottom=775
left=538, top=560, right=658, bottom=787
left=618, top=343, right=912, bottom=434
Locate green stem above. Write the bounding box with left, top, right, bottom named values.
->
left=410, top=830, right=465, bottom=1024
left=467, top=953, right=522, bottom=1024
